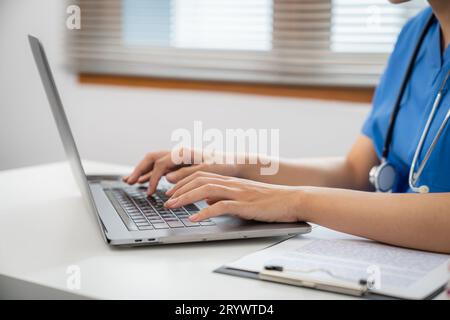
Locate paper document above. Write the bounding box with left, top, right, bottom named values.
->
left=224, top=227, right=449, bottom=299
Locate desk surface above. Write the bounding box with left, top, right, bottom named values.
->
left=0, top=162, right=446, bottom=300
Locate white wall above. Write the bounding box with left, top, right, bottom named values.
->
left=0, top=0, right=371, bottom=171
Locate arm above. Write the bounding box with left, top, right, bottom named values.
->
left=165, top=135, right=450, bottom=253
left=295, top=135, right=449, bottom=252
left=302, top=187, right=450, bottom=253
left=238, top=135, right=379, bottom=191
left=166, top=173, right=450, bottom=253
left=124, top=135, right=378, bottom=194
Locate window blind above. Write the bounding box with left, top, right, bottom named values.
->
left=67, top=0, right=427, bottom=87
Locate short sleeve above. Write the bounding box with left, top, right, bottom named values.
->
left=360, top=7, right=432, bottom=157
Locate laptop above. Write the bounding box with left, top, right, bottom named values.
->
left=28, top=35, right=311, bottom=246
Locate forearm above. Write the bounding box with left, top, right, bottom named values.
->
left=236, top=135, right=377, bottom=191
left=300, top=187, right=450, bottom=253
left=238, top=156, right=365, bottom=189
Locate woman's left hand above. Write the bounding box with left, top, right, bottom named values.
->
left=164, top=171, right=306, bottom=223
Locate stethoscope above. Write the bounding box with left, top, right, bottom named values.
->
left=369, top=13, right=450, bottom=193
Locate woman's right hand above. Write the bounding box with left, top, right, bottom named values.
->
left=123, top=148, right=243, bottom=195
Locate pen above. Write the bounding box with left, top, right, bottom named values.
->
left=262, top=265, right=369, bottom=297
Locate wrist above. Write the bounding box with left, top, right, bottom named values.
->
left=235, top=153, right=270, bottom=179
left=233, top=153, right=253, bottom=178
left=294, top=187, right=315, bottom=222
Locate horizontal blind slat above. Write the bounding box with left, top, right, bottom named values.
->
left=69, top=0, right=428, bottom=86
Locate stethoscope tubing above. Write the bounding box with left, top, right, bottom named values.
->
left=381, top=12, right=436, bottom=160
left=375, top=10, right=450, bottom=193
left=410, top=74, right=450, bottom=189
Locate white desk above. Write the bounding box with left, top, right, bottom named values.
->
left=0, top=162, right=446, bottom=300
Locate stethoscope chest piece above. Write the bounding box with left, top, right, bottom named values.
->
left=369, top=161, right=397, bottom=193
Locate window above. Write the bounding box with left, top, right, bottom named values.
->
left=68, top=0, right=427, bottom=87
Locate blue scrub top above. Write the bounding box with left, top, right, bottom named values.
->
left=362, top=7, right=450, bottom=193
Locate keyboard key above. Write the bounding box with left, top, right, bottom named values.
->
left=145, top=216, right=160, bottom=221
left=156, top=194, right=169, bottom=201
left=172, top=210, right=188, bottom=215
left=200, top=221, right=216, bottom=226
left=181, top=219, right=200, bottom=227
left=147, top=218, right=163, bottom=223
left=135, top=222, right=150, bottom=226
left=152, top=220, right=166, bottom=225
left=171, top=208, right=187, bottom=213
left=163, top=217, right=179, bottom=222
left=166, top=220, right=185, bottom=228
left=152, top=222, right=169, bottom=229
left=138, top=226, right=154, bottom=231
left=183, top=204, right=199, bottom=212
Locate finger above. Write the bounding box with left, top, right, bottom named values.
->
left=165, top=184, right=236, bottom=208
left=205, top=197, right=222, bottom=205
left=147, top=154, right=172, bottom=195
left=166, top=171, right=226, bottom=196
left=169, top=177, right=232, bottom=199
left=127, top=154, right=157, bottom=185
left=189, top=200, right=239, bottom=221
left=137, top=171, right=152, bottom=183
left=165, top=165, right=203, bottom=183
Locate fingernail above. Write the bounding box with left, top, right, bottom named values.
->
left=166, top=172, right=175, bottom=179
left=165, top=198, right=178, bottom=207
left=165, top=188, right=173, bottom=195
left=189, top=214, right=199, bottom=222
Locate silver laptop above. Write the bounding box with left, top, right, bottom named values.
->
left=28, top=35, right=311, bottom=246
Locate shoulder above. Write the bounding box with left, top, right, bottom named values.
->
left=395, top=7, right=433, bottom=46
left=364, top=8, right=433, bottom=144
left=376, top=6, right=433, bottom=94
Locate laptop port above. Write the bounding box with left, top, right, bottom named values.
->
left=134, top=239, right=142, bottom=243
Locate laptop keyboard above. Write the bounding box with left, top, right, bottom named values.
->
left=104, top=187, right=215, bottom=231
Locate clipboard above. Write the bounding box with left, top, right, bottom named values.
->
left=214, top=227, right=449, bottom=300
left=214, top=265, right=446, bottom=300
left=215, top=266, right=389, bottom=300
